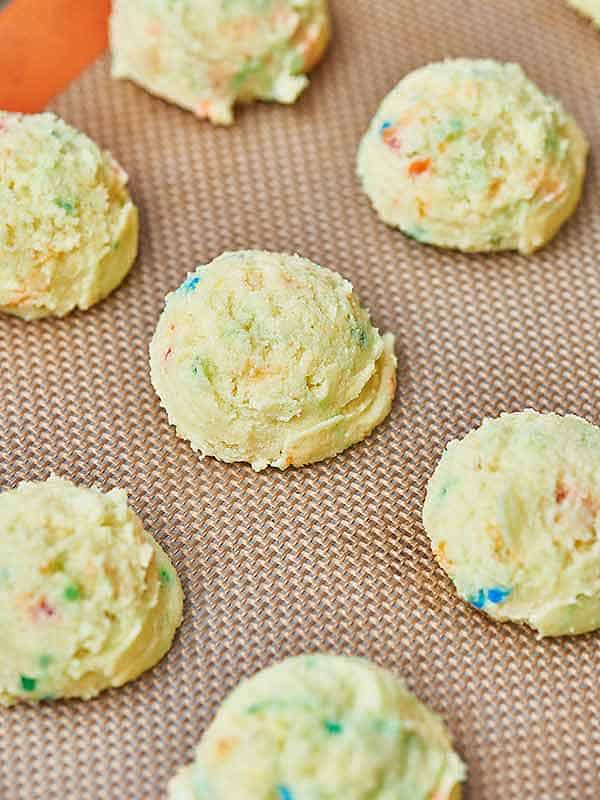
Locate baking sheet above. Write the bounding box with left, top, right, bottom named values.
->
left=1, top=1, right=600, bottom=797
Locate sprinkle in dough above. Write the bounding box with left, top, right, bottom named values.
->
left=357, top=59, right=588, bottom=254
left=423, top=410, right=600, bottom=636
left=168, top=654, right=466, bottom=800
left=0, top=477, right=183, bottom=705
left=0, top=112, right=138, bottom=320
left=150, top=250, right=397, bottom=471
left=110, top=0, right=331, bottom=125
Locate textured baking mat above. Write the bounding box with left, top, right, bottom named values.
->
left=1, top=1, right=600, bottom=797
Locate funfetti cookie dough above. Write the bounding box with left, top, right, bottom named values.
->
left=110, top=0, right=331, bottom=125
left=423, top=410, right=600, bottom=637
left=150, top=250, right=397, bottom=471
left=567, top=0, right=600, bottom=26
left=0, top=112, right=138, bottom=320
left=168, top=654, right=466, bottom=800
left=357, top=59, right=588, bottom=254
left=0, top=477, right=183, bottom=705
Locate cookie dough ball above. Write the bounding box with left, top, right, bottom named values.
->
left=357, top=59, right=588, bottom=254
left=567, top=0, right=600, bottom=26
left=150, top=251, right=397, bottom=471
left=0, top=112, right=138, bottom=320
left=423, top=410, right=600, bottom=637
left=110, top=0, right=331, bottom=125
left=0, top=477, right=183, bottom=705
left=169, top=654, right=466, bottom=800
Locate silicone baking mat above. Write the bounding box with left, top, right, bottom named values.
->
left=1, top=1, right=600, bottom=797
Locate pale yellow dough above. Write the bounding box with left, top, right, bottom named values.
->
left=110, top=0, right=331, bottom=125
left=169, top=654, right=466, bottom=800
left=357, top=59, right=588, bottom=254
left=0, top=112, right=138, bottom=320
left=423, top=410, right=600, bottom=636
left=0, top=477, right=183, bottom=705
left=567, top=0, right=600, bottom=25
left=150, top=251, right=397, bottom=471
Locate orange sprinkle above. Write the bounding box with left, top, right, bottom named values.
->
left=195, top=101, right=212, bottom=119
left=382, top=127, right=401, bottom=150
left=555, top=481, right=568, bottom=504
left=146, top=21, right=161, bottom=37
left=215, top=738, right=236, bottom=759
left=488, top=178, right=503, bottom=198
left=408, top=158, right=431, bottom=177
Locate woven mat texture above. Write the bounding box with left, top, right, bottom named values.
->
left=1, top=1, right=600, bottom=797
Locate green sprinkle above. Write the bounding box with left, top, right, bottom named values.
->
left=112, top=240, right=121, bottom=250
left=64, top=584, right=81, bottom=602
left=438, top=478, right=458, bottom=500
left=374, top=718, right=402, bottom=735
left=192, top=357, right=216, bottom=382
left=39, top=654, right=53, bottom=669
left=490, top=234, right=503, bottom=247
left=20, top=675, right=37, bottom=692
left=159, top=567, right=172, bottom=586
left=324, top=720, right=343, bottom=734
left=434, top=118, right=464, bottom=141
left=223, top=0, right=271, bottom=14
left=290, top=51, right=304, bottom=74
left=545, top=129, right=560, bottom=153
left=246, top=699, right=288, bottom=715
left=54, top=198, right=75, bottom=215
left=350, top=324, right=369, bottom=348
left=405, top=225, right=428, bottom=242
left=231, top=58, right=265, bottom=91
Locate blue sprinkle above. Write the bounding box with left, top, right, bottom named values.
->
left=468, top=587, right=512, bottom=609
left=380, top=120, right=392, bottom=132
left=324, top=720, right=343, bottom=734
left=277, top=787, right=293, bottom=800
left=468, top=589, right=486, bottom=609
left=180, top=274, right=201, bottom=293
left=486, top=587, right=512, bottom=604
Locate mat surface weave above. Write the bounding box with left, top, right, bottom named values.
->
left=1, top=1, right=600, bottom=797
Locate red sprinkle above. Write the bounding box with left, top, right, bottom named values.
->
left=382, top=128, right=401, bottom=151
left=408, top=158, right=431, bottom=177
left=31, top=598, right=56, bottom=622
left=164, top=346, right=173, bottom=362
left=555, top=483, right=568, bottom=503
